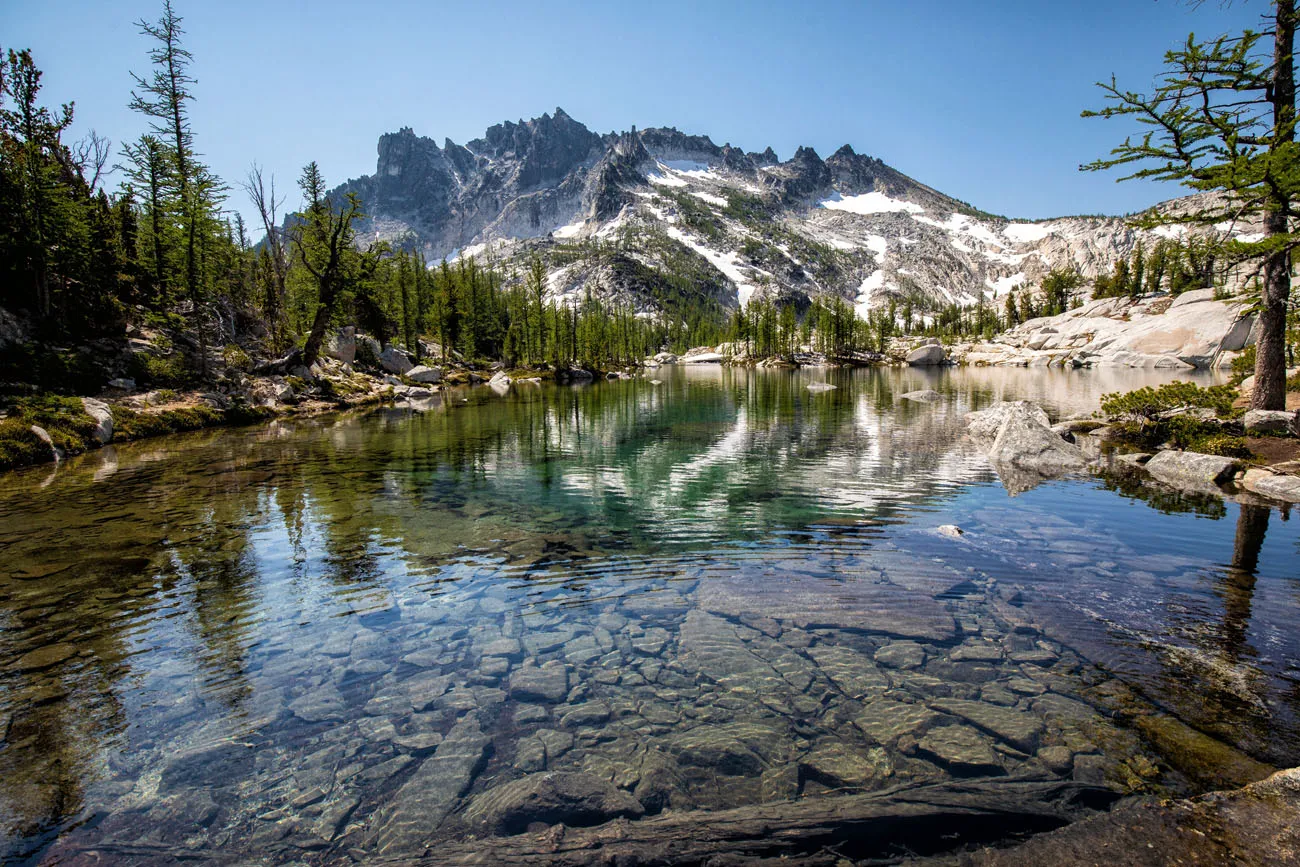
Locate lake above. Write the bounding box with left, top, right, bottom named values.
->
left=2, top=365, right=1297, bottom=864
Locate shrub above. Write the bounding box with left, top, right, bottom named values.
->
left=1229, top=345, right=1256, bottom=386
left=0, top=419, right=54, bottom=470
left=1185, top=433, right=1253, bottom=459
left=128, top=351, right=190, bottom=387
left=0, top=395, right=100, bottom=469
left=111, top=405, right=224, bottom=440
left=222, top=344, right=252, bottom=372
left=1100, top=381, right=1238, bottom=427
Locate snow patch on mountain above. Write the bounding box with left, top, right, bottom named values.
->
left=986, top=273, right=1027, bottom=296
left=665, top=226, right=759, bottom=307
left=1004, top=222, right=1054, bottom=243
left=855, top=270, right=887, bottom=318
left=821, top=191, right=925, bottom=216
left=691, top=190, right=728, bottom=207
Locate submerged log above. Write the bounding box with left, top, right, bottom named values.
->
left=388, top=775, right=1119, bottom=866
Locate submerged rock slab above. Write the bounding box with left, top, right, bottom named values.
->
left=368, top=713, right=492, bottom=854
left=917, top=726, right=1003, bottom=774
left=696, top=575, right=956, bottom=641
left=464, top=771, right=644, bottom=835
left=929, top=698, right=1045, bottom=753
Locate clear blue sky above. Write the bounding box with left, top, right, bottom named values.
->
left=3, top=0, right=1270, bottom=228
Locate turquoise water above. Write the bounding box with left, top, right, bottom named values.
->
left=1, top=365, right=1296, bottom=864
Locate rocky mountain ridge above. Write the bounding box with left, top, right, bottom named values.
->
left=325, top=108, right=1261, bottom=321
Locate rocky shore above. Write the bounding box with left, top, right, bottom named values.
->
left=951, top=289, right=1255, bottom=371
left=962, top=398, right=1300, bottom=504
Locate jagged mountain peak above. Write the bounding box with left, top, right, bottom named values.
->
left=323, top=108, right=1219, bottom=326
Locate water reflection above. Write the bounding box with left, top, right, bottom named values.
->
left=0, top=365, right=1295, bottom=864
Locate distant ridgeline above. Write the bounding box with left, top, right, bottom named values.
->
left=0, top=26, right=1265, bottom=393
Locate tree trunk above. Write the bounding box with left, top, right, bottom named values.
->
left=302, top=277, right=339, bottom=369
left=389, top=776, right=1116, bottom=867
left=1254, top=0, right=1296, bottom=411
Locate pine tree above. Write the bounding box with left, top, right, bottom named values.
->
left=1084, top=0, right=1297, bottom=409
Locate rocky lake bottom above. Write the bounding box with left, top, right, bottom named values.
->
left=1, top=365, right=1297, bottom=864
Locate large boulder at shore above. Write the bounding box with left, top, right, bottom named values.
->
left=406, top=365, right=443, bottom=384
left=1243, top=409, right=1299, bottom=436
left=463, top=772, right=644, bottom=835
left=906, top=344, right=946, bottom=366
left=379, top=346, right=415, bottom=375
left=81, top=398, right=113, bottom=444
left=681, top=351, right=725, bottom=363
left=325, top=326, right=356, bottom=364
left=965, top=402, right=1087, bottom=493
left=1239, top=468, right=1300, bottom=503
left=1144, top=449, right=1241, bottom=494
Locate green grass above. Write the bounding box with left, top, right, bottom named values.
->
left=0, top=395, right=100, bottom=471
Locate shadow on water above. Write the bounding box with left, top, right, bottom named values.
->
left=0, top=365, right=1296, bottom=864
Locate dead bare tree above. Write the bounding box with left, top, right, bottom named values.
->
left=242, top=163, right=289, bottom=350
left=70, top=129, right=111, bottom=192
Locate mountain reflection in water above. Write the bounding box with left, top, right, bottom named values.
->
left=1, top=365, right=1296, bottom=864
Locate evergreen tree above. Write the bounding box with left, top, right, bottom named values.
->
left=1084, top=0, right=1297, bottom=409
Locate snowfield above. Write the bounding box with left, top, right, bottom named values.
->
left=1003, top=222, right=1054, bottom=243
left=820, top=191, right=925, bottom=215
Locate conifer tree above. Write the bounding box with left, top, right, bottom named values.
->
left=1084, top=1, right=1296, bottom=408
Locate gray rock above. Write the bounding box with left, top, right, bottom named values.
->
left=289, top=684, right=347, bottom=722
left=936, top=524, right=964, bottom=537
left=1243, top=409, right=1298, bottom=436
left=11, top=642, right=77, bottom=671
left=965, top=402, right=1087, bottom=491
left=874, top=641, right=927, bottom=669
left=325, top=326, right=357, bottom=364
left=929, top=698, right=1044, bottom=752
left=160, top=742, right=255, bottom=792
left=906, top=344, right=947, bottom=366
left=668, top=722, right=782, bottom=776
left=1239, top=468, right=1300, bottom=503
left=806, top=645, right=889, bottom=699
left=855, top=699, right=939, bottom=745
left=696, top=574, right=956, bottom=642
left=901, top=389, right=942, bottom=403
left=81, top=398, right=114, bottom=444
left=677, top=610, right=787, bottom=694
left=379, top=346, right=415, bottom=375
left=508, top=661, right=570, bottom=703
left=489, top=371, right=512, bottom=388
left=407, top=365, right=443, bottom=384
left=368, top=714, right=492, bottom=854
left=806, top=381, right=837, bottom=392
left=29, top=425, right=63, bottom=462
left=1144, top=449, right=1241, bottom=493
left=107, top=377, right=136, bottom=390
left=916, top=726, right=1002, bottom=773
left=559, top=701, right=611, bottom=727
left=1038, top=745, right=1075, bottom=775
left=464, top=771, right=644, bottom=835
left=799, top=743, right=892, bottom=790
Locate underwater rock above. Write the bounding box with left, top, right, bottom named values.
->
left=697, top=574, right=956, bottom=641
left=916, top=726, right=1003, bottom=774
left=464, top=771, right=644, bottom=835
